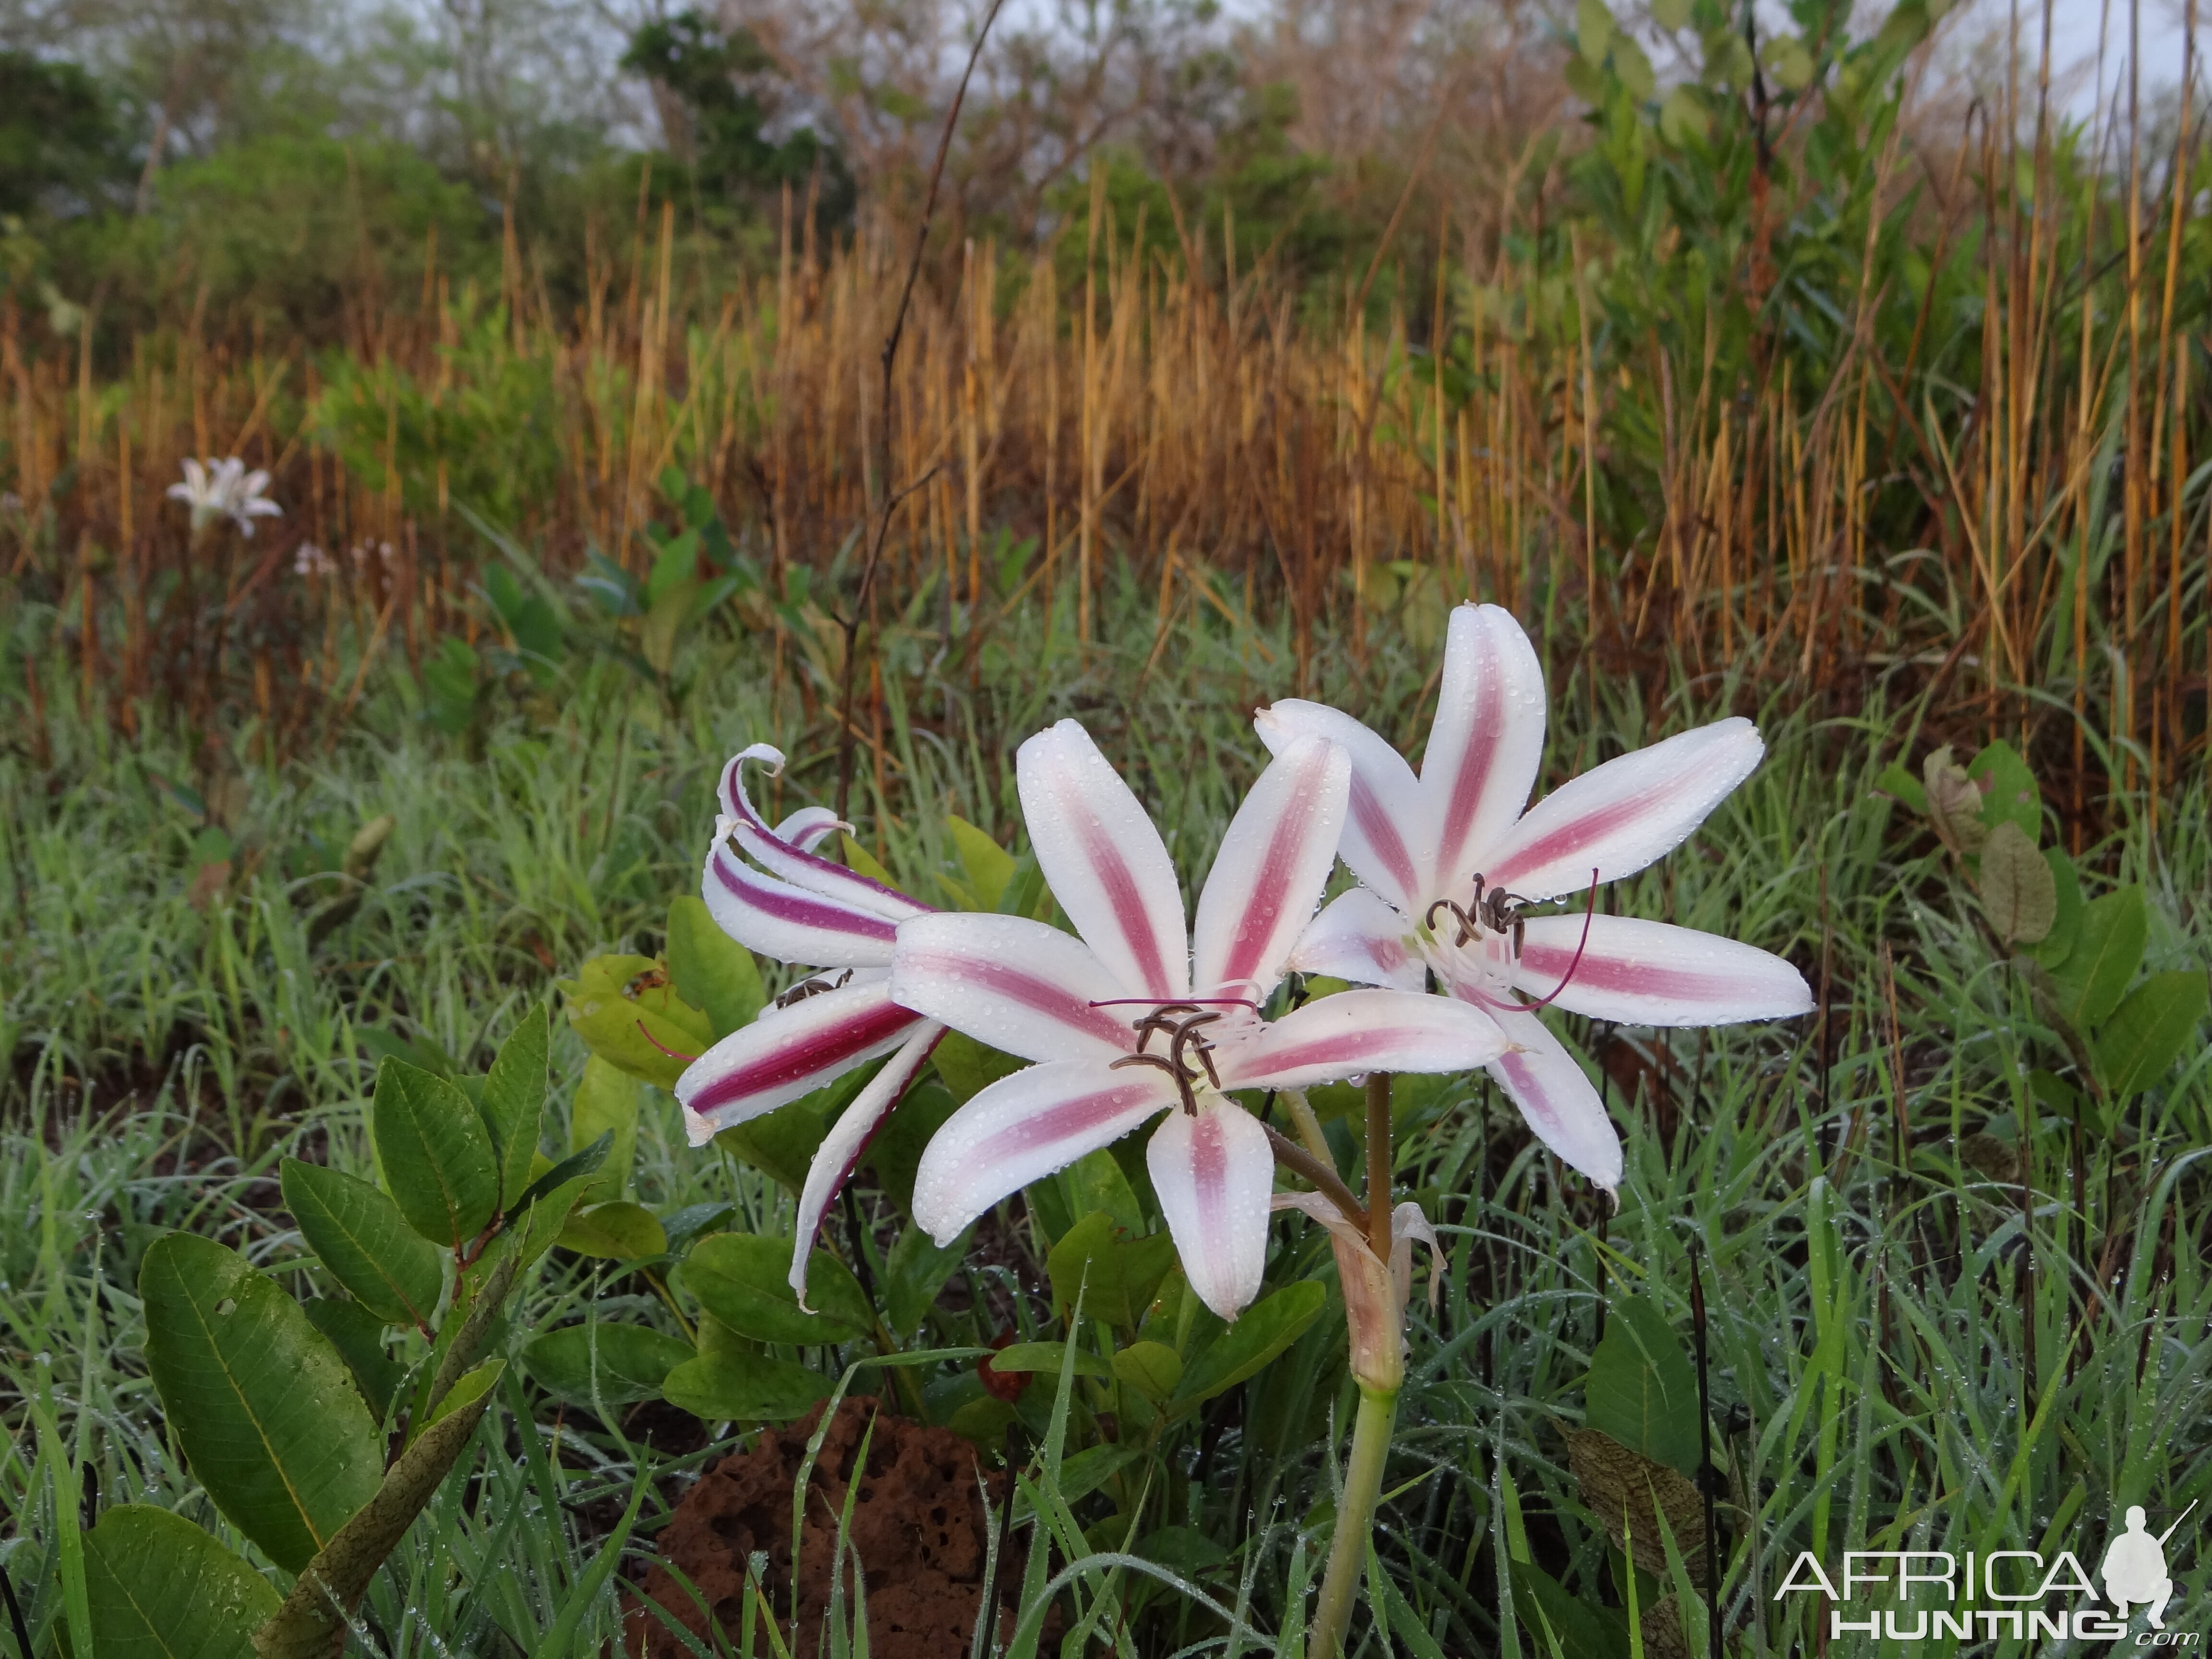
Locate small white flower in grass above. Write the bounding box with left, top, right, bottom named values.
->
left=891, top=719, right=1507, bottom=1321
left=293, top=542, right=336, bottom=577
left=1257, top=603, right=1813, bottom=1196
left=167, top=457, right=281, bottom=537
left=675, top=744, right=942, bottom=1300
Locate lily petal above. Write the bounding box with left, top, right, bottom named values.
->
left=1424, top=604, right=1547, bottom=897
left=677, top=979, right=921, bottom=1130
left=1285, top=888, right=1426, bottom=993
left=1148, top=1099, right=1274, bottom=1319
left=1256, top=701, right=1430, bottom=915
left=775, top=807, right=845, bottom=853
left=1224, top=988, right=1505, bottom=1091
left=788, top=1021, right=945, bottom=1301
left=1481, top=718, right=1765, bottom=901
left=1483, top=1006, right=1623, bottom=1193
left=890, top=913, right=1138, bottom=1063
left=1017, top=721, right=1190, bottom=999
left=911, top=1060, right=1178, bottom=1244
left=1510, top=914, right=1813, bottom=1027
left=718, top=745, right=927, bottom=920
left=704, top=838, right=897, bottom=968
left=1191, top=735, right=1350, bottom=998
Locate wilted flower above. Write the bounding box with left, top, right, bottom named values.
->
left=893, top=720, right=1505, bottom=1320
left=167, top=457, right=281, bottom=538
left=1257, top=603, right=1812, bottom=1195
left=675, top=745, right=941, bottom=1299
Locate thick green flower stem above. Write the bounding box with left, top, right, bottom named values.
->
left=1308, top=1383, right=1401, bottom=1659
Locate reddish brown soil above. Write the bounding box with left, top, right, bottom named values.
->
left=628, top=1396, right=1022, bottom=1659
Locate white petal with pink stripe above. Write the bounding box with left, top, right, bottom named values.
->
left=1421, top=604, right=1547, bottom=897
left=910, top=1059, right=1181, bottom=1245
left=1148, top=1099, right=1274, bottom=1320
left=1017, top=721, right=1191, bottom=1000
left=1480, top=718, right=1764, bottom=901
left=1225, top=989, right=1506, bottom=1092
left=1509, top=914, right=1812, bottom=1027
left=787, top=1021, right=944, bottom=1301
left=1190, top=734, right=1349, bottom=998
left=889, top=912, right=1138, bottom=1063
left=1483, top=1004, right=1623, bottom=1192
left=677, top=978, right=922, bottom=1135
left=1256, top=700, right=1431, bottom=915
left=1285, top=887, right=1426, bottom=992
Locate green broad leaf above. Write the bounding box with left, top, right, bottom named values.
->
left=1764, top=33, right=1813, bottom=90
left=571, top=1056, right=640, bottom=1204
left=556, top=1201, right=668, bottom=1262
left=372, top=1058, right=501, bottom=1251
left=864, top=1076, right=960, bottom=1214
left=1112, top=1341, right=1184, bottom=1404
left=508, top=1138, right=609, bottom=1225
left=558, top=953, right=713, bottom=1089
left=513, top=1178, right=594, bottom=1271
left=280, top=1158, right=444, bottom=1328
left=1169, top=1280, right=1328, bottom=1411
left=253, top=1359, right=503, bottom=1659
left=84, top=1505, right=281, bottom=1659
left=838, top=832, right=900, bottom=888
left=2036, top=846, right=2085, bottom=967
left=1058, top=1148, right=1145, bottom=1238
left=1509, top=1555, right=1633, bottom=1658
left=1978, top=820, right=2056, bottom=946
left=1584, top=1292, right=1701, bottom=1479
left=1575, top=0, right=1614, bottom=62
left=661, top=1349, right=834, bottom=1422
left=667, top=895, right=767, bottom=1039
left=424, top=1355, right=505, bottom=1428
left=988, top=1342, right=1112, bottom=1379
left=1046, top=1213, right=1178, bottom=1331
left=139, top=1233, right=383, bottom=1574
left=712, top=1090, right=832, bottom=1194
left=2094, top=971, right=2209, bottom=1098
left=682, top=1231, right=873, bottom=1344
left=933, top=1029, right=1023, bottom=1105
left=1871, top=758, right=1928, bottom=814
left=1649, top=0, right=1689, bottom=28
left=884, top=1220, right=972, bottom=1335
left=946, top=814, right=1017, bottom=911
left=2049, top=887, right=2149, bottom=1032
left=1055, top=1443, right=1143, bottom=1506
left=300, top=1298, right=408, bottom=1422
left=1658, top=84, right=1708, bottom=145
left=2027, top=1067, right=2086, bottom=1120
left=661, top=1201, right=737, bottom=1253
left=480, top=1006, right=550, bottom=1210
left=525, top=1323, right=696, bottom=1407
left=1611, top=32, right=1656, bottom=99
left=1969, top=740, right=2042, bottom=841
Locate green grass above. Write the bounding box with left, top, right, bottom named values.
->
left=3, top=568, right=2209, bottom=1656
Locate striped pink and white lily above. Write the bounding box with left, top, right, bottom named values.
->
left=1257, top=603, right=1812, bottom=1195
left=675, top=745, right=943, bottom=1298
left=892, top=720, right=1506, bottom=1320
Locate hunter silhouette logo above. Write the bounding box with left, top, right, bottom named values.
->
left=2104, top=1502, right=2195, bottom=1631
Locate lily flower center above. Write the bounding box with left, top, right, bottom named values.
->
left=1419, top=870, right=1600, bottom=1015
left=1092, top=997, right=1262, bottom=1114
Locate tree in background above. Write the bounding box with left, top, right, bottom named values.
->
left=621, top=10, right=856, bottom=228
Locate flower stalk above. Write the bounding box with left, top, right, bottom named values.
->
left=1303, top=1070, right=1410, bottom=1658
left=1309, top=1384, right=1400, bottom=1659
